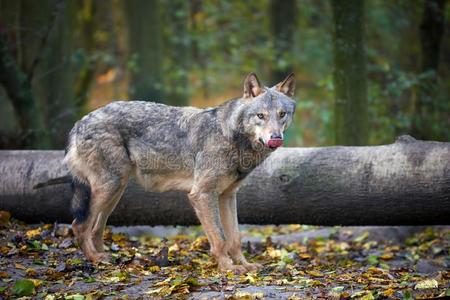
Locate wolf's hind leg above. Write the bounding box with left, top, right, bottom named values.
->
left=91, top=177, right=128, bottom=253
left=70, top=138, right=132, bottom=262
left=76, top=174, right=129, bottom=262
left=219, top=187, right=263, bottom=272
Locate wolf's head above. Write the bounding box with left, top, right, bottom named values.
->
left=237, top=73, right=296, bottom=151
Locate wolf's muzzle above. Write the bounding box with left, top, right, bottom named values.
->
left=267, top=138, right=283, bottom=149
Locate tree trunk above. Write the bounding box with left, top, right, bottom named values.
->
left=411, top=0, right=447, bottom=140
left=164, top=0, right=190, bottom=106
left=19, top=0, right=77, bottom=148
left=0, top=36, right=51, bottom=149
left=74, top=0, right=97, bottom=113
left=0, top=0, right=53, bottom=149
left=190, top=0, right=209, bottom=99
left=46, top=1, right=77, bottom=147
left=270, top=0, right=297, bottom=83
left=332, top=0, right=368, bottom=146
left=0, top=136, right=449, bottom=226
left=124, top=0, right=164, bottom=101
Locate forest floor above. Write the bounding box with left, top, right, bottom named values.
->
left=0, top=211, right=449, bottom=299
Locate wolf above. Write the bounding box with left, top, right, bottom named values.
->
left=65, top=73, right=296, bottom=273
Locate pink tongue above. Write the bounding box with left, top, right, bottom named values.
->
left=267, top=139, right=283, bottom=148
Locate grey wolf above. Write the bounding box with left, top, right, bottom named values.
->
left=65, top=73, right=296, bottom=273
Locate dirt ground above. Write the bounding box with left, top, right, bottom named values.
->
left=0, top=212, right=449, bottom=299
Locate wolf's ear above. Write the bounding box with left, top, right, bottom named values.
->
left=243, top=73, right=263, bottom=98
left=274, top=73, right=295, bottom=97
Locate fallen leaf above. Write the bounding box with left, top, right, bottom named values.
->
left=12, top=279, right=35, bottom=297
left=14, top=263, right=27, bottom=270
left=26, top=228, right=42, bottom=239
left=415, top=278, right=438, bottom=289
left=354, top=231, right=369, bottom=243
left=306, top=270, right=324, bottom=277
left=380, top=252, right=394, bottom=260
left=0, top=211, right=11, bottom=225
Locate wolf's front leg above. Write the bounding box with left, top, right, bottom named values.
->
left=188, top=190, right=247, bottom=274
left=219, top=188, right=263, bottom=272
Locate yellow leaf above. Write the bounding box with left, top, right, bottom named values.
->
left=266, top=247, right=282, bottom=259
left=43, top=224, right=53, bottom=230
left=288, top=293, right=302, bottom=300
left=306, top=270, right=324, bottom=277
left=26, top=268, right=37, bottom=276
left=26, top=228, right=42, bottom=239
left=146, top=286, right=174, bottom=297
left=311, top=280, right=324, bottom=286
left=380, top=252, right=394, bottom=260
left=168, top=243, right=180, bottom=253
left=382, top=288, right=395, bottom=297
left=415, top=278, right=438, bottom=289
left=360, top=292, right=375, bottom=300
left=298, top=253, right=311, bottom=259
left=0, top=271, right=9, bottom=278
left=231, top=291, right=265, bottom=299
left=354, top=231, right=369, bottom=243
left=148, top=265, right=160, bottom=273
left=30, top=279, right=42, bottom=288
left=15, top=263, right=27, bottom=270
left=241, top=273, right=258, bottom=284
left=0, top=211, right=11, bottom=225
left=351, top=291, right=374, bottom=299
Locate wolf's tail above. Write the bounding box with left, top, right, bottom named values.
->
left=71, top=177, right=91, bottom=223
left=34, top=174, right=91, bottom=223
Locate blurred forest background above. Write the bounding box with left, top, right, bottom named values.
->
left=0, top=0, right=448, bottom=149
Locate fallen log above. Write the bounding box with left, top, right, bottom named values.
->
left=0, top=135, right=449, bottom=225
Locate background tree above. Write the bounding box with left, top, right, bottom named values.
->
left=74, top=0, right=97, bottom=113
left=332, top=0, right=368, bottom=146
left=0, top=35, right=50, bottom=148
left=189, top=0, right=210, bottom=100
left=164, top=0, right=190, bottom=106
left=0, top=1, right=449, bottom=149
left=411, top=0, right=447, bottom=140
left=124, top=0, right=164, bottom=101
left=270, top=0, right=297, bottom=83
left=34, top=0, right=77, bottom=147
left=0, top=0, right=76, bottom=148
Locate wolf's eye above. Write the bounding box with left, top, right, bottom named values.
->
left=257, top=113, right=264, bottom=120
left=279, top=112, right=286, bottom=118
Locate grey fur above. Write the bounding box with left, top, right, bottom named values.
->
left=65, top=73, right=296, bottom=270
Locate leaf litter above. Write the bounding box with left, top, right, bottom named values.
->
left=0, top=211, right=448, bottom=299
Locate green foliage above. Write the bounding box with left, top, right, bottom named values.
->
left=0, top=0, right=448, bottom=148
left=12, top=279, right=35, bottom=297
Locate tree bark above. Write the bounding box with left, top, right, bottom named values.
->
left=124, top=0, right=164, bottom=101
left=0, top=136, right=449, bottom=226
left=332, top=0, right=368, bottom=146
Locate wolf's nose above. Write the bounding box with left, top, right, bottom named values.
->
left=270, top=133, right=282, bottom=140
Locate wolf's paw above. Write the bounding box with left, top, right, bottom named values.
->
left=220, top=264, right=247, bottom=274
left=242, top=262, right=263, bottom=272
left=218, top=257, right=247, bottom=274
left=89, top=252, right=111, bottom=264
